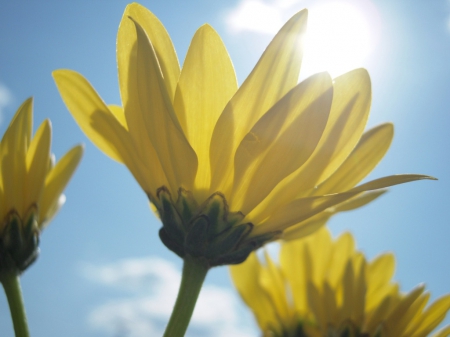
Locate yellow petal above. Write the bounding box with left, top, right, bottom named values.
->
left=118, top=3, right=180, bottom=102
left=229, top=253, right=279, bottom=331
left=209, top=10, right=308, bottom=195
left=53, top=69, right=125, bottom=163
left=236, top=68, right=371, bottom=223
left=1, top=100, right=32, bottom=215
left=107, top=105, right=128, bottom=130
left=432, top=325, right=450, bottom=337
left=25, top=119, right=51, bottom=210
left=280, top=237, right=310, bottom=314
left=313, top=123, right=394, bottom=195
left=231, top=72, right=333, bottom=213
left=411, top=294, right=450, bottom=337
left=131, top=18, right=198, bottom=194
left=173, top=24, right=237, bottom=201
left=40, top=145, right=83, bottom=224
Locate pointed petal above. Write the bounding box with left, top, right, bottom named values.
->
left=313, top=123, right=394, bottom=195
left=173, top=24, right=237, bottom=201
left=229, top=253, right=278, bottom=331
left=118, top=3, right=180, bottom=102
left=231, top=72, right=332, bottom=213
left=39, top=145, right=83, bottom=224
left=53, top=69, right=125, bottom=163
left=411, top=294, right=450, bottom=337
left=251, top=173, right=433, bottom=235
left=131, top=18, right=197, bottom=194
left=1, top=101, right=32, bottom=215
left=210, top=10, right=308, bottom=195
left=25, top=119, right=51, bottom=210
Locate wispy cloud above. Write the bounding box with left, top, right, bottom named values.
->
left=82, top=257, right=257, bottom=337
left=0, top=82, right=12, bottom=124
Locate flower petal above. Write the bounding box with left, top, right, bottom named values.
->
left=251, top=173, right=433, bottom=235
left=313, top=123, right=394, bottom=195
left=173, top=24, right=237, bottom=201
left=40, top=145, right=83, bottom=225
left=25, top=119, right=51, bottom=211
left=410, top=294, right=450, bottom=337
left=131, top=18, right=198, bottom=194
left=118, top=3, right=180, bottom=102
left=1, top=99, right=32, bottom=216
left=53, top=70, right=125, bottom=163
left=209, top=10, right=308, bottom=195
left=229, top=253, right=279, bottom=331
left=231, top=72, right=333, bottom=213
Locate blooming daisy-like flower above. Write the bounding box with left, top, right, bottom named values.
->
left=53, top=3, right=431, bottom=267
left=0, top=98, right=83, bottom=274
left=231, top=227, right=450, bottom=337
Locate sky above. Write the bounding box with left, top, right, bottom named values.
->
left=1, top=0, right=450, bottom=336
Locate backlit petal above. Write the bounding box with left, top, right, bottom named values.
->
left=209, top=10, right=308, bottom=195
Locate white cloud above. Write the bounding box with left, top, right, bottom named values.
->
left=82, top=257, right=257, bottom=337
left=0, top=82, right=12, bottom=123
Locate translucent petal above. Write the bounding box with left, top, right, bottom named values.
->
left=231, top=72, right=332, bottom=213
left=25, top=119, right=51, bottom=211
left=173, top=24, right=237, bottom=201
left=241, top=69, right=371, bottom=222
left=209, top=10, right=308, bottom=195
left=313, top=123, right=394, bottom=195
left=1, top=101, right=31, bottom=215
left=40, top=145, right=83, bottom=224
left=118, top=3, right=180, bottom=103
left=411, top=294, right=450, bottom=337
left=229, top=253, right=279, bottom=331
left=53, top=70, right=125, bottom=163
left=131, top=19, right=197, bottom=194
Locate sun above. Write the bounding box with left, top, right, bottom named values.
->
left=300, top=1, right=380, bottom=79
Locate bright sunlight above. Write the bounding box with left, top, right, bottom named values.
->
left=301, top=1, right=380, bottom=78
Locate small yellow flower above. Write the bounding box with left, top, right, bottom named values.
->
left=0, top=98, right=83, bottom=274
left=231, top=227, right=450, bottom=337
left=53, top=3, right=432, bottom=266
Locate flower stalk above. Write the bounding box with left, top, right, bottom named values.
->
left=163, top=255, right=209, bottom=337
left=1, top=272, right=30, bottom=337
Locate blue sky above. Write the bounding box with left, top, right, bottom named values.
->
left=1, top=0, right=450, bottom=336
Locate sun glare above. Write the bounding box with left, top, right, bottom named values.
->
left=301, top=1, right=380, bottom=79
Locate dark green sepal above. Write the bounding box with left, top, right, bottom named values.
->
left=206, top=223, right=252, bottom=257
left=0, top=209, right=40, bottom=275
left=159, top=228, right=185, bottom=258
left=154, top=187, right=280, bottom=267
left=185, top=216, right=209, bottom=257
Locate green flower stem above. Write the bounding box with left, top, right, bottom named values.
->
left=163, top=255, right=209, bottom=337
left=1, top=272, right=30, bottom=337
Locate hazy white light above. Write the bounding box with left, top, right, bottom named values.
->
left=227, top=0, right=283, bottom=34
left=301, top=1, right=375, bottom=78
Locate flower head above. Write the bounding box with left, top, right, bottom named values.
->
left=0, top=98, right=83, bottom=274
left=230, top=227, right=450, bottom=337
left=53, top=3, right=432, bottom=266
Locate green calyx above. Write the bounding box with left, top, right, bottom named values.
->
left=0, top=208, right=40, bottom=276
left=154, top=187, right=279, bottom=267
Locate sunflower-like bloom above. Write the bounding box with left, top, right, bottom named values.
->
left=231, top=227, right=450, bottom=337
left=0, top=98, right=83, bottom=274
left=53, top=3, right=431, bottom=266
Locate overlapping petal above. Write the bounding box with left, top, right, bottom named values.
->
left=231, top=228, right=450, bottom=337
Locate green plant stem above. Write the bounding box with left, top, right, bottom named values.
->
left=1, top=272, right=30, bottom=337
left=163, top=255, right=209, bottom=337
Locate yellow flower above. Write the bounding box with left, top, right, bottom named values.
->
left=53, top=3, right=432, bottom=266
left=0, top=98, right=83, bottom=273
left=231, top=227, right=450, bottom=337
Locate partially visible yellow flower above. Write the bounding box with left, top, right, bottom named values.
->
left=53, top=3, right=432, bottom=266
left=0, top=98, right=83, bottom=274
left=231, top=227, right=450, bottom=337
